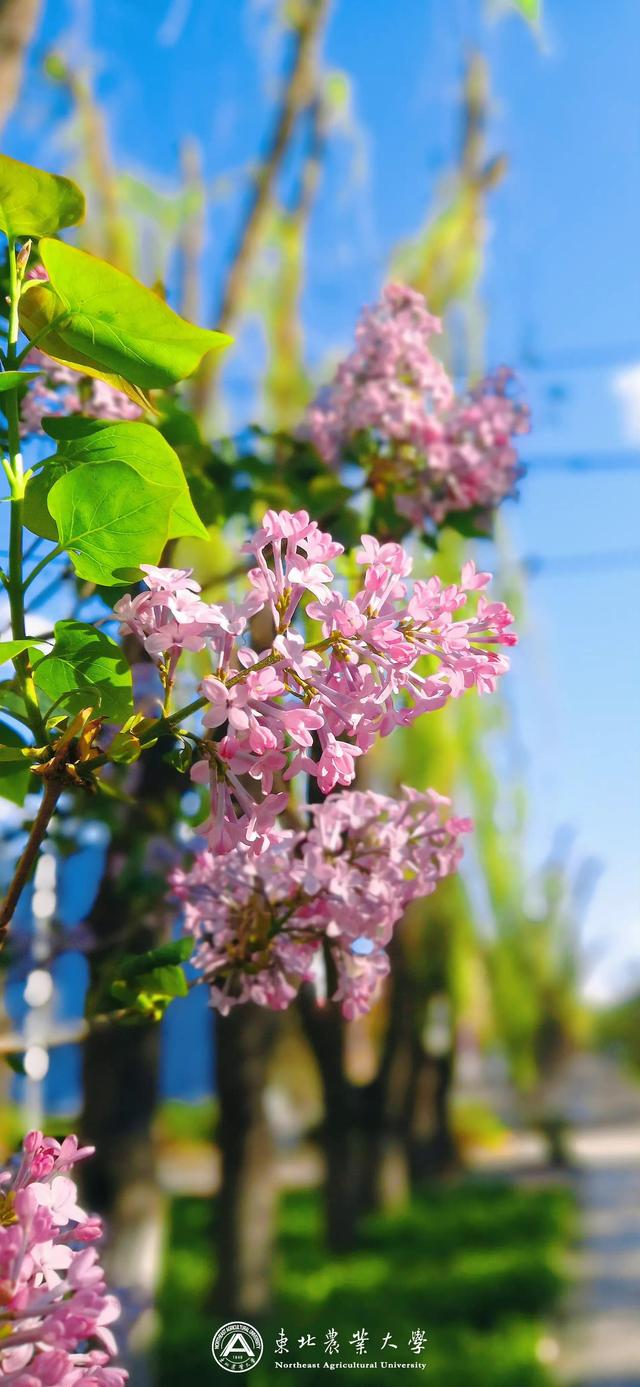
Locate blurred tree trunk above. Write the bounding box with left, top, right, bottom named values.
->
left=0, top=0, right=40, bottom=134
left=357, top=930, right=459, bottom=1214
left=82, top=1022, right=162, bottom=1386
left=300, top=917, right=460, bottom=1251
left=298, top=987, right=364, bottom=1252
left=81, top=741, right=182, bottom=1383
left=409, top=1051, right=457, bottom=1180
left=215, top=1005, right=278, bottom=1317
left=358, top=934, right=419, bottom=1215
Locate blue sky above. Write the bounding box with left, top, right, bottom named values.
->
left=4, top=0, right=640, bottom=1003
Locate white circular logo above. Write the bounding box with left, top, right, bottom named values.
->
left=212, top=1321, right=264, bottom=1373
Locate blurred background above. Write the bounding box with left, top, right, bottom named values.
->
left=0, top=1, right=638, bottom=1384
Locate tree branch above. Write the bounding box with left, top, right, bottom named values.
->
left=0, top=778, right=61, bottom=947
left=191, top=0, right=331, bottom=419
left=0, top=0, right=41, bottom=136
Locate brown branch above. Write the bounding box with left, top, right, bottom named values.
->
left=191, top=0, right=331, bottom=419
left=262, top=95, right=327, bottom=427
left=179, top=136, right=206, bottom=322
left=291, top=94, right=326, bottom=221
left=0, top=0, right=41, bottom=135
left=45, top=53, right=130, bottom=270
left=0, top=779, right=61, bottom=948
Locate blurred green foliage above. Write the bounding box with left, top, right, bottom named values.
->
left=596, top=993, right=640, bottom=1075
left=157, top=1180, right=571, bottom=1385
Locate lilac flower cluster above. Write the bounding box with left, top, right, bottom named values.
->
left=305, top=282, right=529, bottom=529
left=0, top=1131, right=126, bottom=1386
left=172, top=787, right=471, bottom=1018
left=115, top=509, right=516, bottom=856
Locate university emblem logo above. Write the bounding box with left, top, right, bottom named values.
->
left=212, top=1321, right=264, bottom=1373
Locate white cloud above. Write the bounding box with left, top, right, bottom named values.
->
left=611, top=361, right=640, bottom=443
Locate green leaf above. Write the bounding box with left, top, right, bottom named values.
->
left=108, top=729, right=142, bottom=764
left=33, top=620, right=133, bottom=721
left=443, top=506, right=494, bottom=541
left=43, top=417, right=112, bottom=440
left=0, top=721, right=31, bottom=805
left=108, top=712, right=158, bottom=763
left=0, top=154, right=84, bottom=239
left=163, top=739, right=193, bottom=774
left=111, top=964, right=188, bottom=1004
left=46, top=459, right=180, bottom=585
left=0, top=640, right=47, bottom=661
left=118, top=939, right=194, bottom=974
left=0, top=371, right=40, bottom=394
left=19, top=238, right=231, bottom=404
left=26, top=418, right=208, bottom=543
left=0, top=685, right=33, bottom=727
left=0, top=745, right=35, bottom=762
left=86, top=942, right=191, bottom=1023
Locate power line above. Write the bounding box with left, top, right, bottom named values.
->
left=518, top=344, right=640, bottom=372
left=522, top=547, right=640, bottom=577
left=523, top=451, right=640, bottom=473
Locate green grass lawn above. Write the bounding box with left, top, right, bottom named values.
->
left=156, top=1177, right=571, bottom=1386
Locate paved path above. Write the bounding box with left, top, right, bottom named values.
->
left=557, top=1128, right=640, bottom=1386
left=461, top=1051, right=640, bottom=1387
left=551, top=1055, right=640, bottom=1387
left=158, top=1051, right=640, bottom=1385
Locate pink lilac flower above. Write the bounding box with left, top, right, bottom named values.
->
left=114, top=566, right=261, bottom=696
left=0, top=1131, right=127, bottom=1385
left=171, top=787, right=471, bottom=1018
left=304, top=283, right=529, bottom=530
left=115, top=513, right=515, bottom=856
left=19, top=350, right=142, bottom=437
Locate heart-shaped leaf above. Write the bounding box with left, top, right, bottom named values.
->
left=19, top=239, right=231, bottom=403
left=47, top=459, right=180, bottom=585
left=0, top=154, right=84, bottom=239
left=25, top=418, right=209, bottom=543
left=33, top=620, right=133, bottom=721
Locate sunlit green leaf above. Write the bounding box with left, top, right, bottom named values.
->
left=0, top=154, right=84, bottom=239
left=111, top=965, right=188, bottom=1003
left=33, top=620, right=133, bottom=721
left=0, top=744, right=33, bottom=763
left=19, top=238, right=232, bottom=404
left=0, top=371, right=40, bottom=394
left=47, top=459, right=180, bottom=585
left=0, top=640, right=47, bottom=660
left=26, top=417, right=208, bottom=543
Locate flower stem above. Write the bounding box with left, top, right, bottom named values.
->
left=22, top=544, right=63, bottom=592
left=4, top=239, right=47, bottom=744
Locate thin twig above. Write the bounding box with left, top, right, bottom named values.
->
left=0, top=978, right=206, bottom=1054
left=0, top=779, right=61, bottom=947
